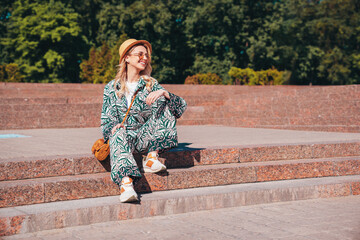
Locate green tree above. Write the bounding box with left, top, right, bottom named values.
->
left=96, top=0, right=195, bottom=83
left=183, top=0, right=247, bottom=83
left=0, top=0, right=14, bottom=65
left=253, top=0, right=360, bottom=85
left=245, top=1, right=284, bottom=71
left=80, top=34, right=128, bottom=84
left=183, top=0, right=283, bottom=83
left=60, top=0, right=112, bottom=46
left=2, top=0, right=358, bottom=85
left=1, top=0, right=88, bottom=82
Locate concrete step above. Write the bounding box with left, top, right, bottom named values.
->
left=0, top=97, right=102, bottom=105
left=0, top=82, right=103, bottom=98
left=1, top=175, right=359, bottom=237
left=0, top=103, right=100, bottom=129
left=178, top=117, right=360, bottom=133
left=0, top=95, right=225, bottom=106
left=1, top=142, right=359, bottom=182
left=1, top=156, right=359, bottom=208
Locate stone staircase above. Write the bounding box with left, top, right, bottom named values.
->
left=1, top=140, right=359, bottom=236
left=1, top=82, right=359, bottom=237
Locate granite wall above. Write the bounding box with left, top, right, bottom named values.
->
left=1, top=82, right=359, bottom=132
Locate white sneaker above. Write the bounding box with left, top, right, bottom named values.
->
left=119, top=177, right=138, bottom=203
left=143, top=152, right=167, bottom=173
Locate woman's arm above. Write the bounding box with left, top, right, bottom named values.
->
left=146, top=81, right=187, bottom=119
left=101, top=83, right=119, bottom=141
left=146, top=89, right=169, bottom=105
left=166, top=91, right=187, bottom=119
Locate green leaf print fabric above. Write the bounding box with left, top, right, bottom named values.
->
left=101, top=77, right=187, bottom=186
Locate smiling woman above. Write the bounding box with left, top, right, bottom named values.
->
left=100, top=39, right=187, bottom=203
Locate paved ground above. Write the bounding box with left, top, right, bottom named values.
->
left=1, top=126, right=360, bottom=160
left=3, top=195, right=360, bottom=240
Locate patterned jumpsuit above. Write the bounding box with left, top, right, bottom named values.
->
left=101, top=77, right=187, bottom=186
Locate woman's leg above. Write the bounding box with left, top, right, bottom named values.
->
left=135, top=96, right=178, bottom=155
left=109, top=128, right=142, bottom=186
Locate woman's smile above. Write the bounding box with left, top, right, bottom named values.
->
left=139, top=60, right=147, bottom=66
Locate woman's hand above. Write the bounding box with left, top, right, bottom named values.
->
left=146, top=90, right=170, bottom=105
left=111, top=123, right=124, bottom=135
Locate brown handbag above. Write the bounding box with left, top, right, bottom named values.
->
left=91, top=138, right=110, bottom=161
left=92, top=88, right=140, bottom=161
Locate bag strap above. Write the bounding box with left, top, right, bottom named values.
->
left=121, top=88, right=140, bottom=125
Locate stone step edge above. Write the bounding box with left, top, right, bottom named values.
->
left=0, top=97, right=224, bottom=105
left=1, top=156, right=359, bottom=208
left=1, top=141, right=359, bottom=181
left=1, top=175, right=359, bottom=237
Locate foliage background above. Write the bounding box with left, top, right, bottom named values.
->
left=1, top=0, right=359, bottom=85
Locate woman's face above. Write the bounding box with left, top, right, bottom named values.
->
left=126, top=45, right=149, bottom=72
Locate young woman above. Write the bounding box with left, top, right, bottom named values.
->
left=101, top=39, right=187, bottom=203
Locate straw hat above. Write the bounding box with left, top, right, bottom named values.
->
left=119, top=39, right=152, bottom=63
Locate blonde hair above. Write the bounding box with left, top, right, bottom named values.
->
left=113, top=44, right=155, bottom=98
